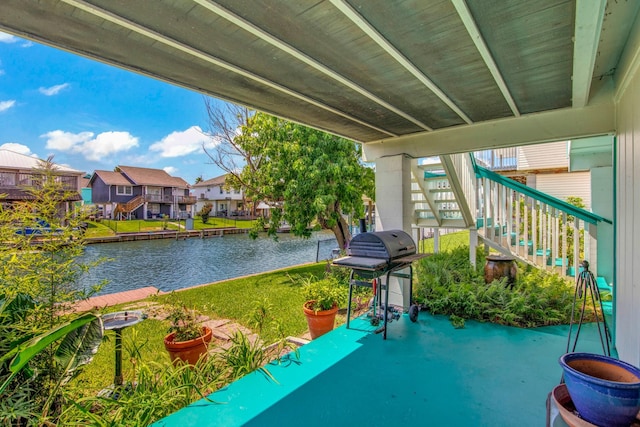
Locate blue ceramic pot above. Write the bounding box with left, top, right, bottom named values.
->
left=559, top=352, right=640, bottom=427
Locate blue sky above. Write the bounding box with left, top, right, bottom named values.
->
left=0, top=32, right=227, bottom=184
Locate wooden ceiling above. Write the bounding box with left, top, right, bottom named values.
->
left=1, top=1, right=638, bottom=157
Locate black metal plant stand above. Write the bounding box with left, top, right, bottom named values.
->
left=565, top=260, right=611, bottom=356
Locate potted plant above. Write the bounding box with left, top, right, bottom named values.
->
left=559, top=352, right=640, bottom=427
left=163, top=304, right=212, bottom=365
left=301, top=277, right=346, bottom=339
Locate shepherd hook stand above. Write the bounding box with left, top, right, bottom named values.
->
left=565, top=260, right=611, bottom=356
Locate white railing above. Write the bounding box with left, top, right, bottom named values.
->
left=474, top=147, right=518, bottom=171
left=474, top=165, right=608, bottom=278
left=441, top=153, right=476, bottom=227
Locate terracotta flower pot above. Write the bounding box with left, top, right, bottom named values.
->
left=164, top=326, right=212, bottom=365
left=559, top=352, right=640, bottom=427
left=303, top=301, right=338, bottom=339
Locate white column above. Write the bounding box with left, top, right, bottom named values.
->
left=374, top=154, right=414, bottom=309
left=470, top=228, right=478, bottom=267
left=374, top=154, right=413, bottom=234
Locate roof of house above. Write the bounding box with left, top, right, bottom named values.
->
left=118, top=166, right=189, bottom=188
left=0, top=149, right=83, bottom=175
left=192, top=174, right=227, bottom=187
left=90, top=170, right=134, bottom=186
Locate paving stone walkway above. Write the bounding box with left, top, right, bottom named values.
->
left=79, top=288, right=311, bottom=352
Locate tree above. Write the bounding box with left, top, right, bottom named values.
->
left=199, top=202, right=213, bottom=224
left=204, top=101, right=374, bottom=249
left=0, top=158, right=104, bottom=424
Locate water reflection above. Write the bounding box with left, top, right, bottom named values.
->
left=79, top=231, right=338, bottom=295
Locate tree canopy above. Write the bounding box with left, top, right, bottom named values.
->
left=204, top=103, right=374, bottom=249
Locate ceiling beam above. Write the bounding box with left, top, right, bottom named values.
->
left=362, top=99, right=615, bottom=161
left=572, top=0, right=607, bottom=107
left=60, top=0, right=397, bottom=138
left=195, top=0, right=432, bottom=131
left=330, top=0, right=472, bottom=125
left=452, top=0, right=520, bottom=117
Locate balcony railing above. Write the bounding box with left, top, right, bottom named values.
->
left=177, top=196, right=196, bottom=204
left=143, top=194, right=197, bottom=204
left=474, top=148, right=517, bottom=171
left=0, top=172, right=78, bottom=191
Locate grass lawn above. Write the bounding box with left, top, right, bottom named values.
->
left=86, top=218, right=258, bottom=236
left=82, top=221, right=116, bottom=238
left=71, top=262, right=327, bottom=396
left=419, top=229, right=470, bottom=253
left=191, top=217, right=256, bottom=229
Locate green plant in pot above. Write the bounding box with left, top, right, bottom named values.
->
left=163, top=304, right=212, bottom=365
left=301, top=277, right=346, bottom=339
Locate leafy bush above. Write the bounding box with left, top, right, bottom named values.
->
left=199, top=203, right=213, bottom=224
left=299, top=276, right=347, bottom=312
left=414, top=246, right=580, bottom=328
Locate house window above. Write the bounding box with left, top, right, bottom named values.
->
left=219, top=186, right=223, bottom=194
left=0, top=172, right=16, bottom=186
left=234, top=189, right=240, bottom=194
left=116, top=185, right=133, bottom=195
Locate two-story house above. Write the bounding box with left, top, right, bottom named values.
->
left=191, top=174, right=245, bottom=217
left=0, top=148, right=84, bottom=218
left=89, top=166, right=196, bottom=220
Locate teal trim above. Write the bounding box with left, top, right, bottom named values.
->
left=474, top=165, right=612, bottom=225
left=423, top=171, right=446, bottom=179
left=468, top=152, right=478, bottom=171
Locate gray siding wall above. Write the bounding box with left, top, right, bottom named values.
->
left=616, top=58, right=640, bottom=367
left=535, top=172, right=591, bottom=210
left=517, top=141, right=568, bottom=170
left=91, top=177, right=111, bottom=203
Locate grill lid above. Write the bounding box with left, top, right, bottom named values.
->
left=348, top=230, right=416, bottom=261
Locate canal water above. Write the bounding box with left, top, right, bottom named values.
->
left=78, top=231, right=338, bottom=296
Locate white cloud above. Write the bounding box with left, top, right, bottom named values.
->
left=149, top=126, right=214, bottom=158
left=0, top=33, right=18, bottom=44
left=0, top=100, right=16, bottom=112
left=42, top=130, right=139, bottom=161
left=163, top=166, right=178, bottom=176
left=44, top=130, right=94, bottom=151
left=0, top=142, right=32, bottom=155
left=39, top=83, right=69, bottom=96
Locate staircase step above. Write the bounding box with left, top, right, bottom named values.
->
left=423, top=172, right=447, bottom=179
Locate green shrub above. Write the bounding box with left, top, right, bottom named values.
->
left=414, top=246, right=580, bottom=328
left=299, top=276, right=347, bottom=312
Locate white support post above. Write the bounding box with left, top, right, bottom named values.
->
left=586, top=223, right=598, bottom=277
left=470, top=228, right=478, bottom=267
left=434, top=227, right=440, bottom=253
left=374, top=154, right=413, bottom=308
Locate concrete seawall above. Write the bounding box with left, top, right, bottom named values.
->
left=85, top=227, right=248, bottom=244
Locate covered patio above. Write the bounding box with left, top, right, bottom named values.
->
left=155, top=313, right=608, bottom=426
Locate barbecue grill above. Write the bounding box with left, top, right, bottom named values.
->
left=333, top=230, right=428, bottom=339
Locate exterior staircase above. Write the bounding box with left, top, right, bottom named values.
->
left=411, top=153, right=613, bottom=316
left=113, top=195, right=145, bottom=219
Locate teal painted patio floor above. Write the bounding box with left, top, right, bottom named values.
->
left=154, top=312, right=611, bottom=427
